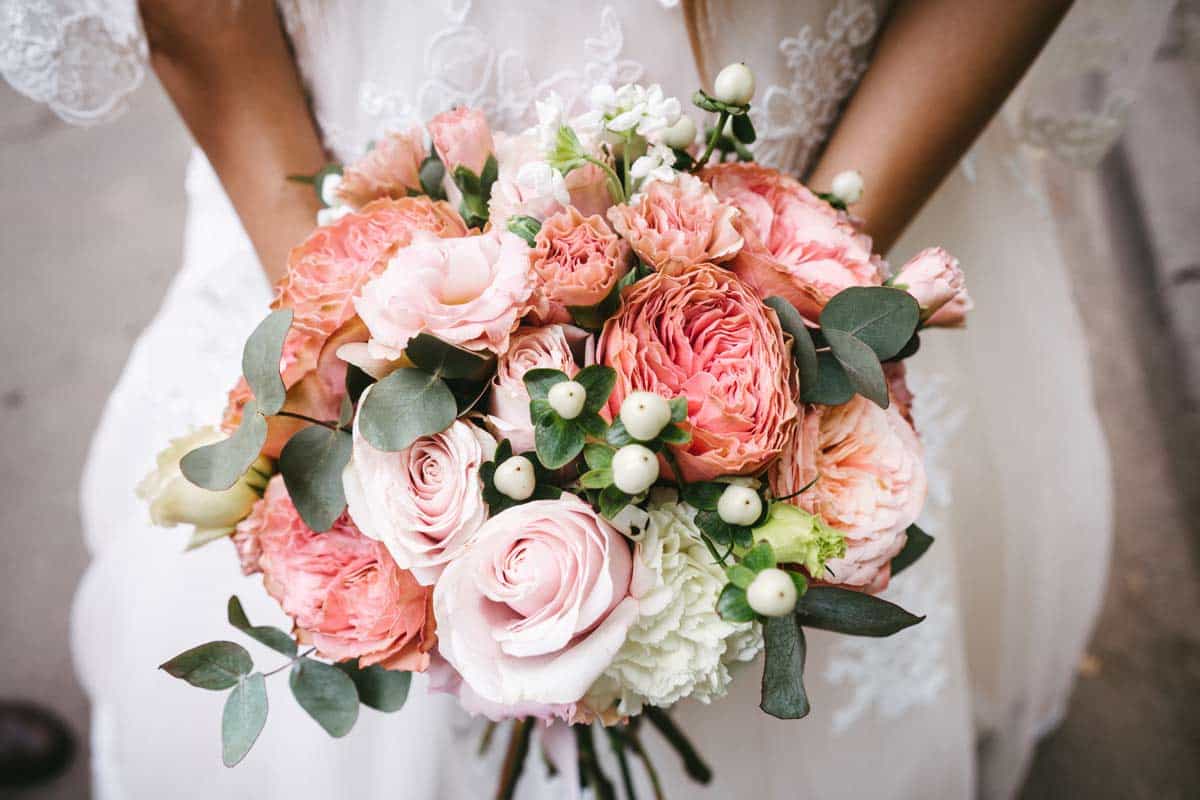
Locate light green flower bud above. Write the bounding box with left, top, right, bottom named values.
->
left=751, top=502, right=846, bottom=577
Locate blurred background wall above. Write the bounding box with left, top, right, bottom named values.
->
left=0, top=4, right=1197, bottom=798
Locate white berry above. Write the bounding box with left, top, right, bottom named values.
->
left=619, top=391, right=673, bottom=441
left=713, top=63, right=756, bottom=106
left=319, top=172, right=343, bottom=207
left=611, top=444, right=660, bottom=495
left=660, top=115, right=698, bottom=149
left=746, top=568, right=798, bottom=617
left=717, top=484, right=763, bottom=526
left=548, top=380, right=587, bottom=420
left=494, top=456, right=536, bottom=501
left=830, top=170, right=864, bottom=205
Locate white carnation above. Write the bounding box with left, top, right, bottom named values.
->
left=587, top=493, right=762, bottom=716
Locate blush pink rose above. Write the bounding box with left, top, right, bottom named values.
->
left=433, top=495, right=637, bottom=719
left=335, top=127, right=427, bottom=207
left=240, top=476, right=436, bottom=670
left=770, top=391, right=926, bottom=594
left=354, top=229, right=536, bottom=356
left=428, top=106, right=494, bottom=179
left=893, top=247, right=972, bottom=327
left=487, top=324, right=595, bottom=452
left=702, top=163, right=884, bottom=322
left=599, top=264, right=799, bottom=482
left=530, top=207, right=629, bottom=322
left=343, top=417, right=495, bottom=585
left=607, top=173, right=742, bottom=274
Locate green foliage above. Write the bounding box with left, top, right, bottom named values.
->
left=764, top=296, right=819, bottom=393
left=288, top=163, right=343, bottom=204
left=815, top=191, right=847, bottom=211
left=507, top=215, right=541, bottom=247
left=181, top=401, right=269, bottom=491
left=669, top=396, right=688, bottom=423
left=405, top=333, right=497, bottom=382
left=891, top=523, right=934, bottom=576
left=583, top=443, right=615, bottom=471
left=760, top=615, right=810, bottom=719
left=716, top=583, right=756, bottom=623
left=548, top=125, right=589, bottom=175
left=695, top=510, right=753, bottom=549
left=222, top=673, right=268, bottom=767
left=418, top=154, right=447, bottom=201
left=823, top=328, right=889, bottom=408
left=681, top=481, right=725, bottom=511
left=523, top=367, right=616, bottom=470
left=730, top=112, right=756, bottom=144
left=801, top=351, right=856, bottom=406
left=580, top=468, right=613, bottom=489
left=452, top=156, right=499, bottom=228
left=336, top=660, right=412, bottom=713
left=741, top=540, right=776, bottom=572
left=480, top=440, right=561, bottom=514
left=605, top=418, right=634, bottom=447
left=289, top=657, right=359, bottom=738
left=574, top=366, right=617, bottom=414
left=534, top=412, right=586, bottom=469
left=227, top=596, right=297, bottom=657
left=820, top=287, right=920, bottom=362
left=598, top=484, right=633, bottom=520
left=160, top=641, right=253, bottom=691
left=278, top=426, right=353, bottom=532
left=357, top=368, right=457, bottom=451
left=794, top=586, right=924, bottom=637
left=241, top=310, right=293, bottom=416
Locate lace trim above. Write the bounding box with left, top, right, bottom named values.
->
left=0, top=0, right=145, bottom=126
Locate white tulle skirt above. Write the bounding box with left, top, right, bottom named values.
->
left=75, top=118, right=1109, bottom=799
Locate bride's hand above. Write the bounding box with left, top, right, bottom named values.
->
left=807, top=0, right=1073, bottom=253
left=141, top=1, right=327, bottom=283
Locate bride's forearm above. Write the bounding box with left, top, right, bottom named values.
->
left=807, top=0, right=1073, bottom=253
left=141, top=1, right=325, bottom=282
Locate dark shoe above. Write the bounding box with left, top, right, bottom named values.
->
left=0, top=702, right=75, bottom=788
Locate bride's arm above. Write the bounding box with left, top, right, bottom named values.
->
left=806, top=0, right=1073, bottom=253
left=141, top=1, right=326, bottom=282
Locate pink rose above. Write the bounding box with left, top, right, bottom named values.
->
left=354, top=229, right=536, bottom=357
left=343, top=418, right=495, bottom=585
left=893, top=247, right=972, bottom=327
left=702, top=163, right=883, bottom=322
left=240, top=476, right=436, bottom=671
left=487, top=132, right=613, bottom=227
left=770, top=392, right=926, bottom=594
left=607, top=173, right=743, bottom=274
left=487, top=324, right=594, bottom=452
left=335, top=127, right=427, bottom=208
left=530, top=207, right=630, bottom=322
left=433, top=495, right=637, bottom=719
left=599, top=264, right=799, bottom=482
left=428, top=106, right=494, bottom=179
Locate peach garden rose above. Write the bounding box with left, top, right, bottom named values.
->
left=530, top=206, right=629, bottom=322
left=335, top=126, right=427, bottom=207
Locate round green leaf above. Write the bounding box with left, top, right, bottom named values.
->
left=574, top=365, right=617, bottom=413
left=583, top=443, right=615, bottom=471
left=241, top=310, right=293, bottom=416
left=358, top=369, right=456, bottom=452
left=279, top=426, right=353, bottom=532
left=717, top=583, right=756, bottom=623
left=824, top=329, right=889, bottom=408
left=523, top=368, right=568, bottom=402
left=760, top=615, right=810, bottom=719
left=336, top=660, right=412, bottom=713
left=794, top=586, right=924, bottom=637
left=534, top=413, right=586, bottom=469
left=801, top=351, right=855, bottom=406
left=180, top=403, right=268, bottom=491
left=227, top=596, right=297, bottom=657
left=405, top=333, right=497, bottom=381
left=289, top=658, right=359, bottom=738
left=222, top=673, right=268, bottom=767
left=580, top=468, right=613, bottom=489
left=160, top=641, right=252, bottom=690
left=819, top=286, right=920, bottom=361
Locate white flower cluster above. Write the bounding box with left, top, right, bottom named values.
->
left=587, top=494, right=762, bottom=716
left=580, top=83, right=682, bottom=139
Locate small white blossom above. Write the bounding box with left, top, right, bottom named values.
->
left=534, top=92, right=569, bottom=152
left=317, top=204, right=353, bottom=227
left=581, top=82, right=682, bottom=140
left=629, top=143, right=678, bottom=188
left=515, top=161, right=570, bottom=206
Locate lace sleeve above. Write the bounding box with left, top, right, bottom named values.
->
left=1009, top=0, right=1175, bottom=167
left=1, top=0, right=146, bottom=126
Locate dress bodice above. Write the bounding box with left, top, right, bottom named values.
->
left=276, top=0, right=890, bottom=175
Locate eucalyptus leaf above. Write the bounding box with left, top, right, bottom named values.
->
left=345, top=364, right=375, bottom=406
left=180, top=404, right=268, bottom=491
left=160, top=641, right=252, bottom=690
left=717, top=583, right=756, bottom=622
left=824, top=329, right=889, bottom=408
left=336, top=660, right=412, bottom=712
left=241, top=310, right=293, bottom=415
left=820, top=286, right=920, bottom=361
left=289, top=658, right=359, bottom=737
left=405, top=333, right=496, bottom=381
left=574, top=366, right=616, bottom=414
left=794, top=586, right=924, bottom=637
left=222, top=673, right=268, bottom=767
left=534, top=413, right=586, bottom=469
left=890, top=524, right=935, bottom=577
left=278, top=426, right=353, bottom=532
left=764, top=296, right=819, bottom=392
left=800, top=351, right=855, bottom=406
left=227, top=596, right=297, bottom=657
left=760, top=615, right=810, bottom=719
left=358, top=369, right=456, bottom=452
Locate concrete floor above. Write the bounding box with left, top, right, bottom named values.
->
left=0, top=36, right=1197, bottom=800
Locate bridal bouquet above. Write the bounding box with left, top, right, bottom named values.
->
left=146, top=62, right=970, bottom=794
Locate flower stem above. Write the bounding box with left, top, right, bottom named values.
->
left=494, top=718, right=533, bottom=800
left=693, top=110, right=729, bottom=170
left=586, top=156, right=626, bottom=205
left=262, top=647, right=315, bottom=678
left=574, top=725, right=616, bottom=800
left=274, top=410, right=339, bottom=431
left=606, top=727, right=639, bottom=800
left=623, top=723, right=665, bottom=800
left=644, top=707, right=712, bottom=785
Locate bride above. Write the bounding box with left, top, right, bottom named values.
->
left=2, top=0, right=1169, bottom=797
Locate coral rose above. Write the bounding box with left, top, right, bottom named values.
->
left=607, top=173, right=742, bottom=274
left=335, top=126, right=426, bottom=207
left=240, top=476, right=435, bottom=670
left=428, top=106, right=494, bottom=179
left=770, top=392, right=926, bottom=594
left=893, top=246, right=972, bottom=328
left=487, top=324, right=594, bottom=453
left=599, top=264, right=799, bottom=482
left=433, top=495, right=637, bottom=719
left=354, top=229, right=536, bottom=357
left=702, top=163, right=883, bottom=322
left=530, top=207, right=629, bottom=322
left=343, top=416, right=495, bottom=585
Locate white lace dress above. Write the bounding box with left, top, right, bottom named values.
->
left=1, top=0, right=1171, bottom=798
